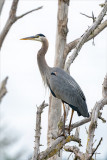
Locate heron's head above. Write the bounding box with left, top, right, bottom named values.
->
left=20, top=33, right=46, bottom=42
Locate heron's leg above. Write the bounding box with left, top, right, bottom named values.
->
left=68, top=109, right=74, bottom=135
left=62, top=102, right=66, bottom=135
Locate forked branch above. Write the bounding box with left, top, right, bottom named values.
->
left=85, top=74, right=107, bottom=159
left=64, top=20, right=107, bottom=59
left=0, top=0, right=43, bottom=49
left=36, top=74, right=107, bottom=160
left=64, top=2, right=107, bottom=71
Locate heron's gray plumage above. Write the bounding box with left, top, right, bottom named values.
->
left=21, top=34, right=89, bottom=118
left=36, top=36, right=89, bottom=117
left=48, top=67, right=89, bottom=117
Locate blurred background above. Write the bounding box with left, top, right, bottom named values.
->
left=0, top=0, right=107, bottom=160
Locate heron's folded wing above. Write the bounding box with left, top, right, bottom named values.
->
left=49, top=69, right=88, bottom=117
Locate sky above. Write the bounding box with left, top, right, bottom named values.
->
left=0, top=0, right=107, bottom=160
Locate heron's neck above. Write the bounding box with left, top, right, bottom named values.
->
left=37, top=39, right=50, bottom=85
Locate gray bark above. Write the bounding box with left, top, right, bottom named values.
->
left=0, top=0, right=42, bottom=49
left=47, top=1, right=69, bottom=159
left=0, top=0, right=5, bottom=15
left=65, top=1, right=107, bottom=71
left=32, top=101, right=48, bottom=160
left=0, top=77, right=8, bottom=103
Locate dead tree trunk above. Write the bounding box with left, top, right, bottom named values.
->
left=47, top=0, right=69, bottom=159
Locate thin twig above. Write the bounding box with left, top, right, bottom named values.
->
left=0, top=77, right=8, bottom=102
left=0, top=0, right=43, bottom=49
left=88, top=137, right=103, bottom=160
left=80, top=12, right=93, bottom=19
left=16, top=6, right=43, bottom=20
left=64, top=20, right=107, bottom=60
left=65, top=3, right=107, bottom=71
left=98, top=112, right=106, bottom=123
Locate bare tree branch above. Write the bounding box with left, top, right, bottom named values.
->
left=16, top=6, right=43, bottom=20
left=37, top=116, right=91, bottom=159
left=70, top=117, right=91, bottom=131
left=0, top=77, right=8, bottom=103
left=102, top=73, right=107, bottom=98
left=38, top=73, right=107, bottom=160
left=64, top=20, right=107, bottom=60
left=98, top=111, right=106, bottom=123
left=0, top=0, right=5, bottom=15
left=80, top=12, right=96, bottom=21
left=64, top=3, right=107, bottom=71
left=86, top=74, right=107, bottom=159
left=38, top=135, right=81, bottom=160
left=0, top=0, right=43, bottom=49
left=64, top=145, right=84, bottom=160
left=32, top=101, right=48, bottom=160
left=85, top=97, right=107, bottom=159
left=0, top=0, right=19, bottom=48
left=88, top=137, right=103, bottom=160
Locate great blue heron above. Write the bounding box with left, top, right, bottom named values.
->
left=21, top=33, right=89, bottom=135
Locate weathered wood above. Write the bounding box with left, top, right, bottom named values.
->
left=32, top=101, right=48, bottom=160
left=85, top=74, right=107, bottom=160
left=0, top=77, right=8, bottom=103
left=0, top=0, right=42, bottom=49
left=47, top=1, right=69, bottom=159
left=64, top=20, right=107, bottom=59
left=65, top=2, right=107, bottom=71
left=0, top=0, right=5, bottom=15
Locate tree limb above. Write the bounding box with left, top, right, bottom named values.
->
left=64, top=146, right=84, bottom=160
left=64, top=20, right=107, bottom=60
left=80, top=12, right=95, bottom=20
left=16, top=6, right=43, bottom=20
left=0, top=77, right=8, bottom=103
left=86, top=74, right=107, bottom=159
left=32, top=101, right=48, bottom=160
left=37, top=117, right=91, bottom=159
left=39, top=73, right=107, bottom=160
left=70, top=117, right=91, bottom=131
left=0, top=0, right=5, bottom=15
left=47, top=1, right=69, bottom=159
left=0, top=0, right=43, bottom=49
left=88, top=137, right=103, bottom=160
left=64, top=2, right=107, bottom=71
left=0, top=0, right=19, bottom=48
left=38, top=135, right=81, bottom=160
left=102, top=73, right=107, bottom=98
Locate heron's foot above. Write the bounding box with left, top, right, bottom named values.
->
left=57, top=127, right=66, bottom=137
left=62, top=127, right=66, bottom=137
left=58, top=132, right=66, bottom=138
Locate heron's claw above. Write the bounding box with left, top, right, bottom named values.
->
left=58, top=132, right=66, bottom=138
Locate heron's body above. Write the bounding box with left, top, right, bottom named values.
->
left=21, top=33, right=89, bottom=134
left=48, top=67, right=89, bottom=117
left=36, top=35, right=89, bottom=117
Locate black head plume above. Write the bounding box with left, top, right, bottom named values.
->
left=36, top=34, right=45, bottom=37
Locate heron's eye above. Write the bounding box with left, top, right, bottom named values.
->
left=35, top=35, right=39, bottom=38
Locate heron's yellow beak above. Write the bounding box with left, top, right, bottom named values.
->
left=20, top=36, right=35, bottom=40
